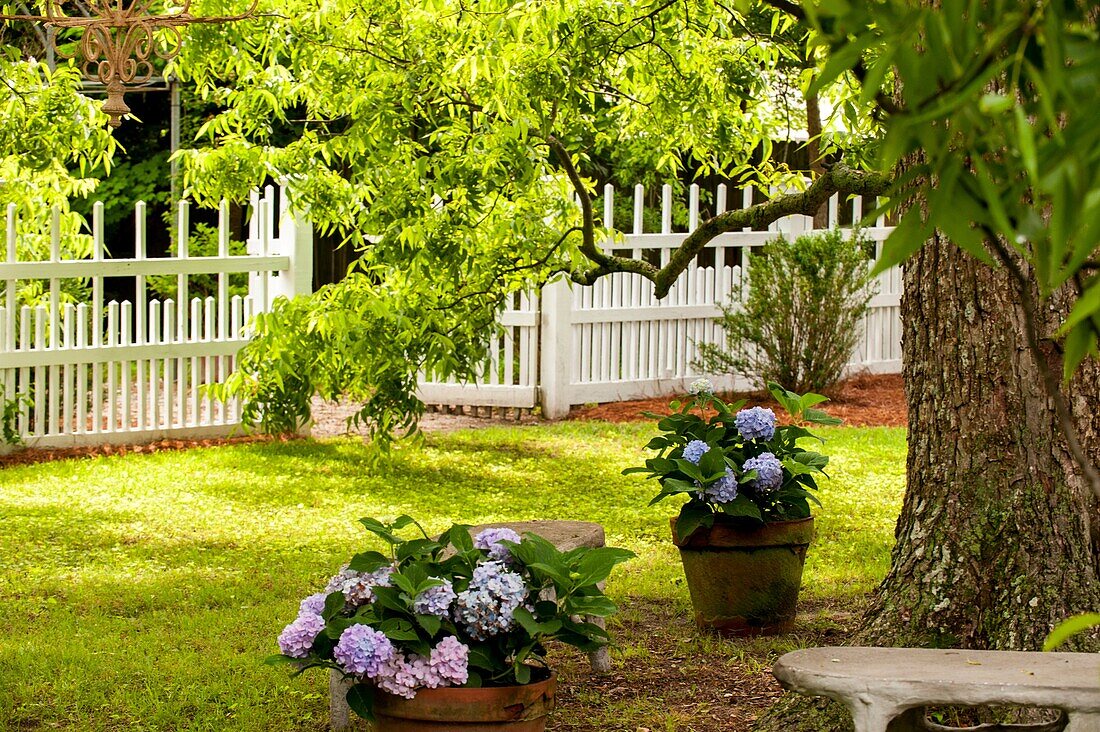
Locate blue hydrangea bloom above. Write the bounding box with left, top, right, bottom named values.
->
left=332, top=624, right=396, bottom=678
left=682, top=440, right=710, bottom=464
left=474, top=527, right=522, bottom=562
left=413, top=578, right=456, bottom=617
left=277, top=611, right=326, bottom=659
left=703, top=467, right=739, bottom=504
left=743, top=452, right=784, bottom=492
left=454, top=560, right=528, bottom=641
left=736, top=407, right=776, bottom=441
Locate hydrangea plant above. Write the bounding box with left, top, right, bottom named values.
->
left=625, top=380, right=842, bottom=541
left=270, top=516, right=633, bottom=720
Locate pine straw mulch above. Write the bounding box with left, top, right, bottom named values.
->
left=547, top=597, right=863, bottom=731
left=570, top=373, right=906, bottom=428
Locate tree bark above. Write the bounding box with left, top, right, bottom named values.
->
left=862, top=235, right=1100, bottom=649
left=755, top=234, right=1100, bottom=732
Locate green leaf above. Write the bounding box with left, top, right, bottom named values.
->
left=513, top=606, right=563, bottom=637
left=803, top=408, right=843, bottom=426
left=415, top=613, right=442, bottom=636
left=322, top=591, right=346, bottom=621
left=466, top=646, right=496, bottom=670
left=1044, top=613, right=1100, bottom=651
left=674, top=501, right=715, bottom=542
left=347, top=551, right=390, bottom=573
left=573, top=547, right=636, bottom=588
left=345, top=684, right=375, bottom=721
left=874, top=205, right=932, bottom=276
left=566, top=594, right=619, bottom=617
left=443, top=524, right=475, bottom=553
left=719, top=494, right=763, bottom=521
left=513, top=661, right=531, bottom=685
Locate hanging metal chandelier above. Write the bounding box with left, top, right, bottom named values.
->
left=0, top=1, right=258, bottom=127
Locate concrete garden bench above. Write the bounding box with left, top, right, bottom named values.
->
left=773, top=647, right=1100, bottom=732
left=329, top=520, right=609, bottom=732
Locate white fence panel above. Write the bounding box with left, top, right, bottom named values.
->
left=431, top=183, right=902, bottom=417
left=0, top=186, right=312, bottom=450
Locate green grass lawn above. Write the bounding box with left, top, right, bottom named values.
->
left=0, top=422, right=905, bottom=731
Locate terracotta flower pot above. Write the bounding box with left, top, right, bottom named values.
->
left=671, top=515, right=814, bottom=636
left=370, top=672, right=557, bottom=731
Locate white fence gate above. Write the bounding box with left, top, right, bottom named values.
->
left=419, top=183, right=902, bottom=418
left=0, top=186, right=312, bottom=450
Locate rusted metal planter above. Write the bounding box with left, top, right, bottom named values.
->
left=370, top=672, right=557, bottom=731
left=671, top=516, right=814, bottom=636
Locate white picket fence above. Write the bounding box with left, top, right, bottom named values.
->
left=1, top=180, right=900, bottom=449
left=419, top=182, right=902, bottom=418
left=0, top=186, right=312, bottom=449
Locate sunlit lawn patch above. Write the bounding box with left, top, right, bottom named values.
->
left=0, top=422, right=904, bottom=731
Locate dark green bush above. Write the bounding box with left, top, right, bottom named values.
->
left=694, top=228, right=876, bottom=394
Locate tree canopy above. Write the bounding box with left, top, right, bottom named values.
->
left=172, top=0, right=869, bottom=445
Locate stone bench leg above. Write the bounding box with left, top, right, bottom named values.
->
left=586, top=580, right=612, bottom=674
left=330, top=669, right=357, bottom=732
left=843, top=696, right=905, bottom=732
left=587, top=614, right=612, bottom=674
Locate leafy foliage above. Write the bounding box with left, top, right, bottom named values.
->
left=0, top=51, right=117, bottom=308
left=694, top=228, right=876, bottom=393
left=800, top=0, right=1100, bottom=376
left=167, top=0, right=827, bottom=444
left=273, top=514, right=633, bottom=718
left=625, top=382, right=840, bottom=540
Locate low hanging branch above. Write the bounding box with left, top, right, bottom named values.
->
left=548, top=135, right=892, bottom=298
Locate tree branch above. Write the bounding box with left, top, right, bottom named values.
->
left=569, top=165, right=891, bottom=297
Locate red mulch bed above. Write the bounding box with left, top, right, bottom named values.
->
left=570, top=373, right=906, bottom=428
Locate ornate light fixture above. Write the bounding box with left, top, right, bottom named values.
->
left=0, top=1, right=258, bottom=127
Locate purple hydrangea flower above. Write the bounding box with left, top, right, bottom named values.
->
left=736, top=407, right=776, bottom=441
left=454, top=560, right=528, bottom=641
left=325, top=565, right=394, bottom=607
left=430, top=636, right=470, bottom=686
left=299, top=592, right=327, bottom=617
left=474, top=527, right=522, bottom=562
left=333, top=624, right=397, bottom=678
left=702, top=467, right=739, bottom=504
left=277, top=611, right=326, bottom=659
left=375, top=656, right=419, bottom=699
left=413, top=579, right=457, bottom=617
left=401, top=654, right=443, bottom=689
left=743, top=452, right=784, bottom=492
left=688, top=378, right=714, bottom=396
left=682, top=440, right=710, bottom=465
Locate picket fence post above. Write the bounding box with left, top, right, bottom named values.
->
left=269, top=196, right=314, bottom=303
left=539, top=277, right=573, bottom=419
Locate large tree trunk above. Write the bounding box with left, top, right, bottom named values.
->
left=756, top=235, right=1100, bottom=732
left=863, top=235, right=1100, bottom=648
